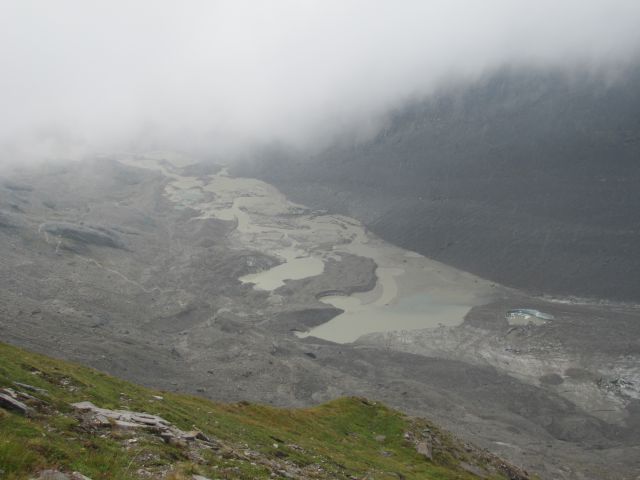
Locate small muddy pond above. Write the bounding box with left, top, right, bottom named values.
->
left=240, top=249, right=324, bottom=291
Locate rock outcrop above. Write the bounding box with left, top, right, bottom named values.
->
left=0, top=388, right=35, bottom=416
left=71, top=401, right=213, bottom=447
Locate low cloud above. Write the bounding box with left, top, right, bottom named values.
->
left=1, top=0, right=639, bottom=162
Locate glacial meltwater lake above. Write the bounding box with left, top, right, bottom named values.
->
left=297, top=292, right=473, bottom=343
left=239, top=249, right=324, bottom=291
left=121, top=153, right=494, bottom=345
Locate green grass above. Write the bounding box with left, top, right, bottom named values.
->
left=0, top=342, right=517, bottom=479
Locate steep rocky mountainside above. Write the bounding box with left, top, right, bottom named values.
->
left=239, top=63, right=640, bottom=301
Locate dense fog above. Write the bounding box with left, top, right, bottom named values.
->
left=2, top=0, right=640, bottom=162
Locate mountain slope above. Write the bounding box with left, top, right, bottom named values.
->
left=240, top=63, right=640, bottom=301
left=0, top=342, right=530, bottom=480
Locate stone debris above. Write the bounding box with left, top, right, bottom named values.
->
left=67, top=400, right=318, bottom=478
left=13, top=381, right=49, bottom=395
left=0, top=388, right=35, bottom=416
left=71, top=401, right=214, bottom=446
left=9, top=391, right=530, bottom=480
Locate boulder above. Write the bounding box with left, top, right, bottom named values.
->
left=415, top=440, right=433, bottom=460
left=71, top=401, right=170, bottom=429
left=13, top=382, right=49, bottom=395
left=71, top=400, right=213, bottom=446
left=0, top=391, right=33, bottom=416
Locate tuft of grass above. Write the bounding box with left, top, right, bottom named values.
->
left=0, top=342, right=525, bottom=479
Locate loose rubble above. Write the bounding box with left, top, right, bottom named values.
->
left=71, top=401, right=214, bottom=447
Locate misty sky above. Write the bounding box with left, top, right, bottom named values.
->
left=2, top=1, right=640, bottom=161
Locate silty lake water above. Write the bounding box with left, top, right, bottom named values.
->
left=120, top=152, right=496, bottom=344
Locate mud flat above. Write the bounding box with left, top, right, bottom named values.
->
left=119, top=152, right=496, bottom=343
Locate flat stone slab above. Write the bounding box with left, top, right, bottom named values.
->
left=13, top=381, right=49, bottom=395
left=70, top=400, right=210, bottom=445
left=0, top=391, right=33, bottom=416
left=71, top=401, right=170, bottom=429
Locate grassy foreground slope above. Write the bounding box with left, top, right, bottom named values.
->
left=0, top=342, right=529, bottom=480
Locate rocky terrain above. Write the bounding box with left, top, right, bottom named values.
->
left=1, top=151, right=639, bottom=479
left=0, top=341, right=530, bottom=480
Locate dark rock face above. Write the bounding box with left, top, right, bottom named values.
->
left=239, top=63, right=640, bottom=301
